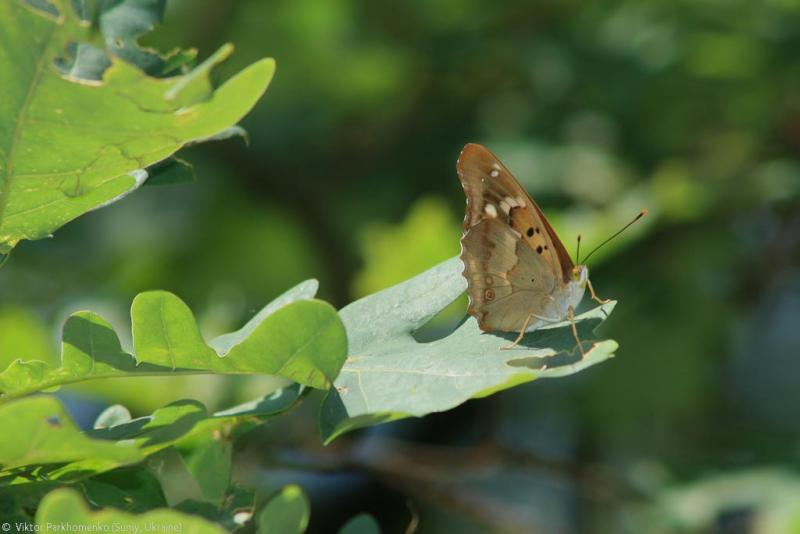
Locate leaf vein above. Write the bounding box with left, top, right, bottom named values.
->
left=0, top=20, right=57, bottom=230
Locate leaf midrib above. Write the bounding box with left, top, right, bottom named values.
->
left=0, top=17, right=57, bottom=233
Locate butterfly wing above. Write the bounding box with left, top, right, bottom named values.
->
left=457, top=143, right=575, bottom=332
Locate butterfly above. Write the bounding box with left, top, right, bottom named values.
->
left=457, top=143, right=627, bottom=354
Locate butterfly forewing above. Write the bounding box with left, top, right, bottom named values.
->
left=457, top=143, right=575, bottom=332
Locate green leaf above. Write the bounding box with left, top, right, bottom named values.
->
left=320, top=256, right=617, bottom=443
left=181, top=433, right=232, bottom=503
left=212, top=383, right=306, bottom=419
left=175, top=486, right=256, bottom=532
left=339, top=514, right=381, bottom=534
left=0, top=395, right=143, bottom=472
left=80, top=466, right=168, bottom=513
left=0, top=482, right=56, bottom=522
left=26, top=399, right=208, bottom=483
left=0, top=0, right=274, bottom=253
left=256, top=484, right=310, bottom=534
left=1, top=384, right=302, bottom=484
left=36, top=488, right=227, bottom=533
left=89, top=385, right=304, bottom=444
left=0, top=280, right=347, bottom=399
left=90, top=0, right=178, bottom=76
left=94, top=404, right=132, bottom=428
left=142, top=157, right=195, bottom=186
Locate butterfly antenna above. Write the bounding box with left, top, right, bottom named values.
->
left=575, top=234, right=582, bottom=264
left=581, top=210, right=648, bottom=264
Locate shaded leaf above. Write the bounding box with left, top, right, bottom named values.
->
left=80, top=466, right=167, bottom=513
left=320, top=257, right=617, bottom=443
left=0, top=0, right=274, bottom=253
left=0, top=482, right=57, bottom=522
left=142, top=157, right=195, bottom=186
left=0, top=280, right=347, bottom=399
left=88, top=385, right=303, bottom=444
left=94, top=0, right=174, bottom=76
left=54, top=41, right=110, bottom=81
left=256, top=484, right=310, bottom=534
left=175, top=486, right=256, bottom=532
left=181, top=432, right=232, bottom=503
left=2, top=385, right=302, bottom=484
left=212, top=383, right=306, bottom=419
left=36, top=488, right=227, bottom=533
left=339, top=514, right=381, bottom=534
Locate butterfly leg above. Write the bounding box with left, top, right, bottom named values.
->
left=500, top=313, right=535, bottom=350
left=567, top=306, right=587, bottom=359
left=587, top=279, right=611, bottom=305
left=500, top=313, right=560, bottom=350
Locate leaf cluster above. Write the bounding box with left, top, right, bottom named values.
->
left=0, top=1, right=618, bottom=531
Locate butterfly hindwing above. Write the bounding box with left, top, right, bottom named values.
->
left=457, top=143, right=575, bottom=332
left=461, top=218, right=558, bottom=331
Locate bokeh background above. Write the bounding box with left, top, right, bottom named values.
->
left=2, top=0, right=800, bottom=532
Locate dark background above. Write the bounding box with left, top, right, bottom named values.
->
left=1, top=0, right=799, bottom=532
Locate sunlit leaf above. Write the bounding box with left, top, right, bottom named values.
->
left=0, top=395, right=142, bottom=473
left=0, top=0, right=274, bottom=253
left=0, top=281, right=347, bottom=399
left=94, top=404, right=132, bottom=429
left=321, top=257, right=617, bottom=443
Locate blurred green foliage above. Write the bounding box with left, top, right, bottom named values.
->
left=2, top=0, right=800, bottom=531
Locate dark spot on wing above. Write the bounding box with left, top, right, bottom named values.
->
left=484, top=289, right=495, bottom=300
left=536, top=246, right=543, bottom=254
left=526, top=227, right=534, bottom=237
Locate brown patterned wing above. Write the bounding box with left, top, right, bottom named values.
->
left=461, top=218, right=560, bottom=331
left=457, top=143, right=574, bottom=332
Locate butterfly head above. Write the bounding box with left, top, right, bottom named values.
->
left=571, top=265, right=589, bottom=287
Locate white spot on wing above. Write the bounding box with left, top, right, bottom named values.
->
left=484, top=204, right=498, bottom=218
left=499, top=200, right=510, bottom=214
left=490, top=169, right=499, bottom=178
